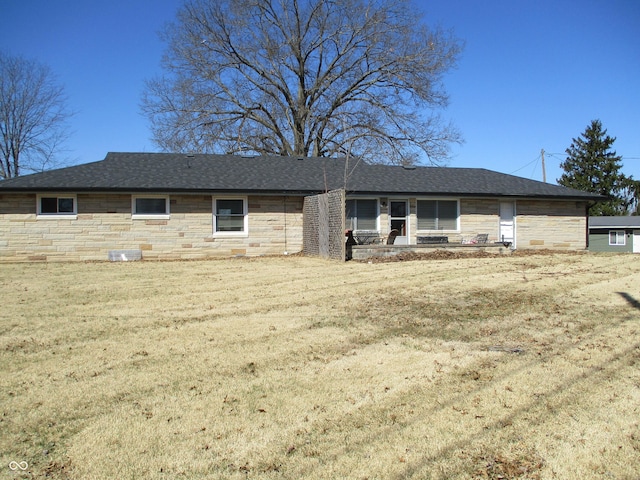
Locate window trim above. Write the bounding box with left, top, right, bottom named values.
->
left=416, top=198, right=460, bottom=232
left=36, top=194, right=77, bottom=219
left=213, top=196, right=248, bottom=237
left=345, top=197, right=379, bottom=232
left=609, top=230, right=626, bottom=246
left=131, top=195, right=170, bottom=219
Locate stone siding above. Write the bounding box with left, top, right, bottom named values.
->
left=0, top=192, right=589, bottom=262
left=0, top=193, right=303, bottom=262
left=458, top=199, right=501, bottom=243
left=516, top=200, right=588, bottom=250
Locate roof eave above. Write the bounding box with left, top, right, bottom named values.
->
left=346, top=191, right=603, bottom=201
left=0, top=186, right=323, bottom=196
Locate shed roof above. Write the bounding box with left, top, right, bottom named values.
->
left=589, top=216, right=640, bottom=228
left=0, top=152, right=605, bottom=200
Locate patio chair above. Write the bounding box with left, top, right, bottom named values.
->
left=386, top=229, right=400, bottom=245
left=462, top=233, right=489, bottom=244
left=476, top=233, right=489, bottom=244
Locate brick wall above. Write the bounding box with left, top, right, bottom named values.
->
left=303, top=189, right=345, bottom=261
left=0, top=193, right=304, bottom=262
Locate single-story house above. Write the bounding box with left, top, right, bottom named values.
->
left=588, top=216, right=640, bottom=253
left=0, top=152, right=604, bottom=262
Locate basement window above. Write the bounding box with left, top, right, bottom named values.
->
left=37, top=194, right=77, bottom=217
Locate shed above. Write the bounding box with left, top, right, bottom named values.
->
left=588, top=216, right=640, bottom=253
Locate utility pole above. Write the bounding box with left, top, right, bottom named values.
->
left=541, top=148, right=547, bottom=183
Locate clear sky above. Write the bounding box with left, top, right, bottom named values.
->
left=2, top=0, right=639, bottom=185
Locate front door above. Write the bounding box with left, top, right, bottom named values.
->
left=389, top=200, right=409, bottom=245
left=634, top=230, right=640, bottom=253
left=499, top=201, right=515, bottom=245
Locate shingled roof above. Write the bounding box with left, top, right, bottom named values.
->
left=589, top=216, right=640, bottom=228
left=0, top=152, right=604, bottom=200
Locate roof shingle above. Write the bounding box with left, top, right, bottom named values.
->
left=0, top=152, right=604, bottom=200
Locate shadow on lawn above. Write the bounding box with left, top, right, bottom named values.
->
left=290, top=299, right=639, bottom=480
left=617, top=292, right=640, bottom=310
left=392, top=302, right=640, bottom=479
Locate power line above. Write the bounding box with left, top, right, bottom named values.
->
left=508, top=154, right=540, bottom=176
left=546, top=153, right=640, bottom=160
left=506, top=152, right=640, bottom=183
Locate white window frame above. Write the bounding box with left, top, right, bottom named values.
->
left=416, top=198, right=460, bottom=232
left=131, top=195, right=170, bottom=219
left=609, top=230, right=626, bottom=246
left=36, top=194, right=77, bottom=219
left=213, top=196, right=248, bottom=237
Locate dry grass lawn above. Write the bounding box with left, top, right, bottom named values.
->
left=1, top=252, right=639, bottom=479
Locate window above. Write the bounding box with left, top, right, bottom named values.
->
left=345, top=199, right=378, bottom=231
left=417, top=199, right=458, bottom=230
left=609, top=230, right=626, bottom=246
left=132, top=196, right=169, bottom=217
left=37, top=195, right=76, bottom=216
left=214, top=197, right=247, bottom=235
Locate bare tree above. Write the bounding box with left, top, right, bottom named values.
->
left=0, top=52, right=73, bottom=179
left=141, top=0, right=463, bottom=165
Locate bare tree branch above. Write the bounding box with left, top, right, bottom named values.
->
left=0, top=52, right=73, bottom=178
left=141, top=0, right=463, bottom=165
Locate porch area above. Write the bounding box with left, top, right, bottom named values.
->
left=350, top=242, right=513, bottom=261
left=346, top=229, right=514, bottom=261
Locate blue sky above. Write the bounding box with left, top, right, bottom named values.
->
left=2, top=0, right=639, bottom=184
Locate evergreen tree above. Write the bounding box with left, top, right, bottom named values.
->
left=623, top=179, right=640, bottom=215
left=558, top=119, right=634, bottom=216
